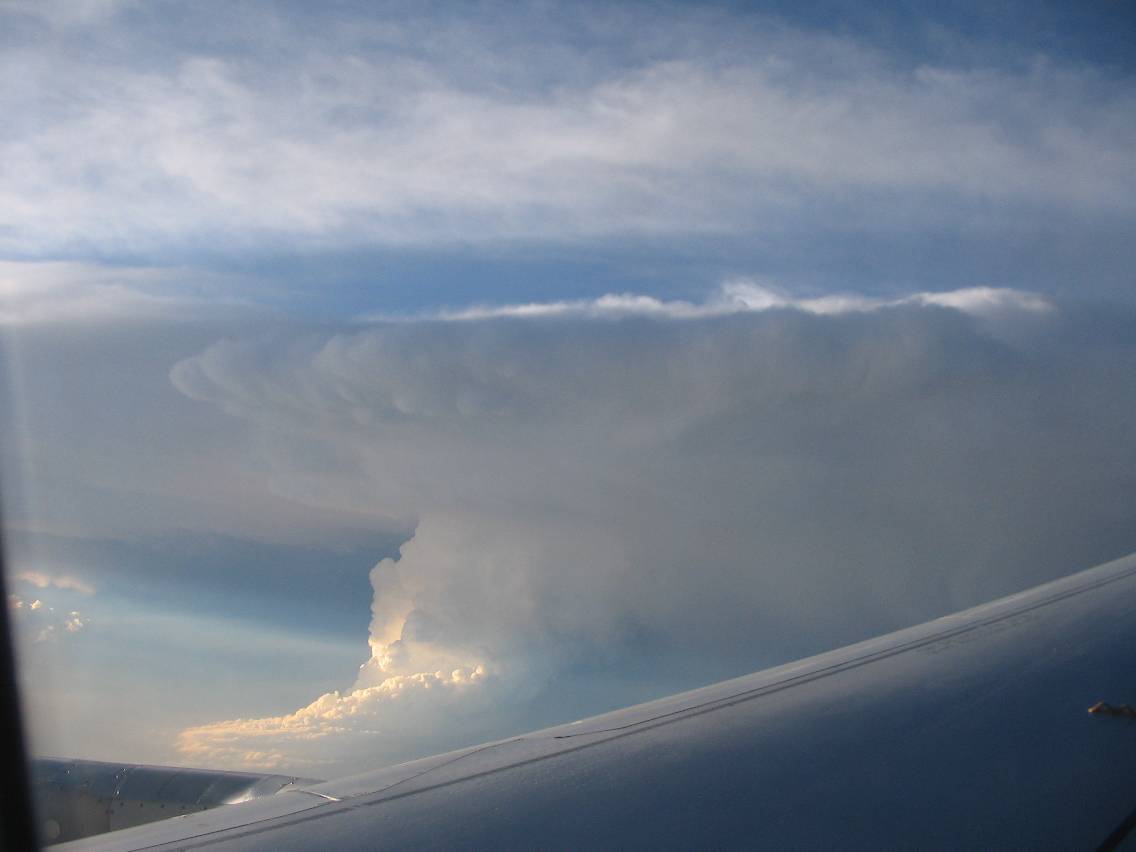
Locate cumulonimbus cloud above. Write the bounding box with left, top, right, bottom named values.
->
left=170, top=287, right=1136, bottom=774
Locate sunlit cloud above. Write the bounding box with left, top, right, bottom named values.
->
left=8, top=593, right=88, bottom=643
left=14, top=569, right=95, bottom=596
left=177, top=547, right=492, bottom=770
left=177, top=665, right=488, bottom=771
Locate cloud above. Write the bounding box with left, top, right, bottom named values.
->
left=170, top=287, right=1136, bottom=774
left=1, top=3, right=1132, bottom=257
left=8, top=593, right=88, bottom=643
left=31, top=611, right=86, bottom=644
left=0, top=0, right=137, bottom=27
left=386, top=281, right=1054, bottom=323
left=0, top=261, right=254, bottom=325
left=179, top=554, right=493, bottom=771
left=14, top=569, right=95, bottom=596
left=6, top=1, right=1131, bottom=774
left=176, top=664, right=488, bottom=771
left=0, top=262, right=177, bottom=325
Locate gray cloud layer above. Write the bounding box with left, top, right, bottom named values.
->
left=2, top=2, right=1133, bottom=259
left=169, top=291, right=1136, bottom=773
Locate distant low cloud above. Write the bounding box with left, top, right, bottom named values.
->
left=0, top=261, right=252, bottom=325
left=14, top=569, right=95, bottom=596
left=9, top=593, right=88, bottom=644
left=171, top=287, right=1136, bottom=774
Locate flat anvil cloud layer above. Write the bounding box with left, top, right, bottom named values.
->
left=171, top=290, right=1136, bottom=774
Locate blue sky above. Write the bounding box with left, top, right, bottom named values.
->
left=2, top=0, right=1135, bottom=775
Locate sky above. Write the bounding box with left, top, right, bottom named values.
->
left=1, top=0, right=1135, bottom=777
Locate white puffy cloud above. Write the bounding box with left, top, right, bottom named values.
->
left=177, top=664, right=489, bottom=772
left=170, top=287, right=1136, bottom=774
left=8, top=592, right=88, bottom=644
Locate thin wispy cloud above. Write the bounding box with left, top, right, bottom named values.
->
left=0, top=261, right=256, bottom=325
left=14, top=569, right=95, bottom=597
left=378, top=282, right=1055, bottom=323
left=1, top=0, right=137, bottom=27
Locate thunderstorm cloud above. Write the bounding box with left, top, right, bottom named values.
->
left=171, top=288, right=1136, bottom=773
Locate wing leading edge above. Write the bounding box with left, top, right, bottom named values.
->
left=61, top=552, right=1136, bottom=850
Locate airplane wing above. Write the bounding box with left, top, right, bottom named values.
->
left=30, top=759, right=322, bottom=844
left=55, top=551, right=1136, bottom=850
